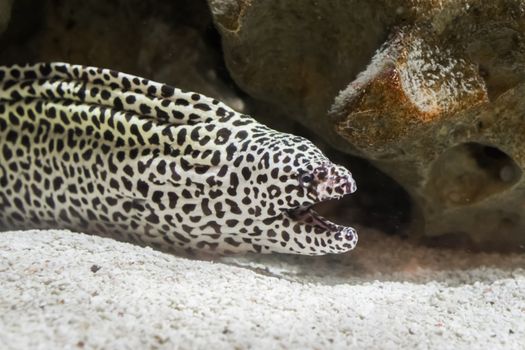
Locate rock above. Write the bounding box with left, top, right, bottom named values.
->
left=331, top=28, right=488, bottom=158
left=206, top=0, right=494, bottom=142
left=208, top=0, right=393, bottom=140
left=329, top=2, right=525, bottom=251
left=210, top=0, right=525, bottom=249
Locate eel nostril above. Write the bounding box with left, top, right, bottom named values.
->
left=317, top=167, right=328, bottom=179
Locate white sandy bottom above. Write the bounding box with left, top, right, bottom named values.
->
left=0, top=229, right=524, bottom=349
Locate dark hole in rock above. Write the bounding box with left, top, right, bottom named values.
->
left=426, top=142, right=521, bottom=207
left=470, top=144, right=521, bottom=184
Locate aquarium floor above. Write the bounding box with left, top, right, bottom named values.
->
left=1, top=229, right=524, bottom=349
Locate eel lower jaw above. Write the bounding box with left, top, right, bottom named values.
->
left=284, top=204, right=357, bottom=247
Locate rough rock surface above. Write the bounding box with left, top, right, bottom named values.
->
left=206, top=0, right=487, bottom=143
left=1, top=230, right=524, bottom=349
left=209, top=0, right=525, bottom=249
left=330, top=2, right=525, bottom=250
left=208, top=0, right=392, bottom=141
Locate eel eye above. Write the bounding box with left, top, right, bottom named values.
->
left=299, top=173, right=314, bottom=187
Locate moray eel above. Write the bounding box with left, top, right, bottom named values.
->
left=0, top=62, right=357, bottom=255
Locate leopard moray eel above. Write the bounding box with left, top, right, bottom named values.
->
left=0, top=62, right=357, bottom=255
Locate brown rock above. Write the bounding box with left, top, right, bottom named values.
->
left=331, top=28, right=488, bottom=160
left=330, top=11, right=525, bottom=250
left=208, top=0, right=394, bottom=139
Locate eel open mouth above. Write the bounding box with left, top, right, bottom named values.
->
left=283, top=164, right=358, bottom=252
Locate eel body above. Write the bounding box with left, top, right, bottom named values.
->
left=0, top=62, right=357, bottom=255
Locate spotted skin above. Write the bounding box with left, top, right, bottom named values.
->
left=0, top=62, right=357, bottom=255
